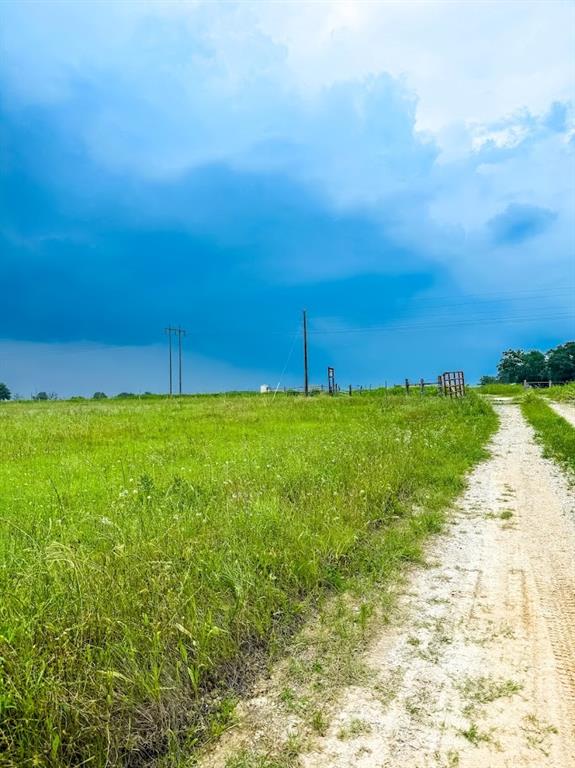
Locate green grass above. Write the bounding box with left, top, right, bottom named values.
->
left=0, top=392, right=496, bottom=767
left=521, top=394, right=575, bottom=474
left=474, top=383, right=525, bottom=396
left=542, top=382, right=575, bottom=403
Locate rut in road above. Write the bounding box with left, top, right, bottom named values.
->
left=550, top=400, right=575, bottom=428
left=200, top=399, right=575, bottom=768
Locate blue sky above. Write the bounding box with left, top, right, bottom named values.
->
left=1, top=0, right=574, bottom=396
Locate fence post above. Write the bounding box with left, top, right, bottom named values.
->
left=405, top=378, right=410, bottom=394
left=349, top=384, right=352, bottom=396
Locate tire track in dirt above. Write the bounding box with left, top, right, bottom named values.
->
left=199, top=399, right=575, bottom=768
left=549, top=400, right=575, bottom=428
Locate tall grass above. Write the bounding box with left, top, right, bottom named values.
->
left=0, top=392, right=496, bottom=766
left=475, top=383, right=525, bottom=396
left=543, top=382, right=575, bottom=403
left=521, top=393, right=575, bottom=473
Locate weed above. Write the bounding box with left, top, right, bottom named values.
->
left=336, top=718, right=372, bottom=740
left=522, top=714, right=558, bottom=756
left=433, top=750, right=460, bottom=768
left=459, top=675, right=522, bottom=715
left=459, top=722, right=493, bottom=746
left=310, top=709, right=328, bottom=736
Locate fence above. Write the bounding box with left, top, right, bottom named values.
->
left=404, top=371, right=466, bottom=398
left=273, top=371, right=466, bottom=399
left=522, top=380, right=572, bottom=388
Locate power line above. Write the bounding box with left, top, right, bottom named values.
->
left=177, top=327, right=186, bottom=396
left=272, top=326, right=300, bottom=399
left=164, top=327, right=174, bottom=396
left=167, top=309, right=574, bottom=343
left=308, top=312, right=575, bottom=338
left=303, top=309, right=309, bottom=397
left=165, top=327, right=187, bottom=395
left=171, top=287, right=575, bottom=340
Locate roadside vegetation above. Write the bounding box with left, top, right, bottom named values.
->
left=475, top=383, right=525, bottom=397
left=521, top=393, right=575, bottom=474
left=542, top=382, right=575, bottom=403
left=476, top=380, right=575, bottom=403
left=0, top=392, right=496, bottom=767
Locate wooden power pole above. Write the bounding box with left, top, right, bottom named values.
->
left=303, top=309, right=309, bottom=396
left=165, top=327, right=174, bottom=396
left=165, top=326, right=186, bottom=396
left=177, top=327, right=186, bottom=395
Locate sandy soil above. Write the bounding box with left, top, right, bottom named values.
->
left=199, top=399, right=575, bottom=768
left=550, top=400, right=575, bottom=428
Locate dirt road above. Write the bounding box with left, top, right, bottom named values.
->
left=550, top=400, right=575, bottom=428
left=201, top=399, right=575, bottom=767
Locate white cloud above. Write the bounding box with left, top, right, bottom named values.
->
left=2, top=1, right=573, bottom=144
left=251, top=1, right=575, bottom=136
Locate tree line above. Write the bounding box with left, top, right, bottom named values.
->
left=482, top=341, right=575, bottom=385
left=0, top=388, right=156, bottom=402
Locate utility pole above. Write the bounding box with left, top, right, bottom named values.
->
left=165, top=327, right=175, bottom=396
left=177, top=327, right=186, bottom=395
left=165, top=326, right=187, bottom=396
left=303, top=309, right=309, bottom=396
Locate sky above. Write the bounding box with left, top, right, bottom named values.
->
left=1, top=0, right=574, bottom=397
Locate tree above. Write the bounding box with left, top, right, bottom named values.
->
left=0, top=383, right=11, bottom=401
left=92, top=391, right=107, bottom=400
left=546, top=341, right=575, bottom=382
left=33, top=391, right=48, bottom=401
left=521, top=350, right=548, bottom=382
left=496, top=348, right=547, bottom=383
left=479, top=375, right=497, bottom=385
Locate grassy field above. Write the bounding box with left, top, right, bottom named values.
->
left=521, top=393, right=575, bottom=474
left=0, top=392, right=496, bottom=767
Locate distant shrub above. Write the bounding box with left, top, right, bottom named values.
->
left=92, top=392, right=108, bottom=400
